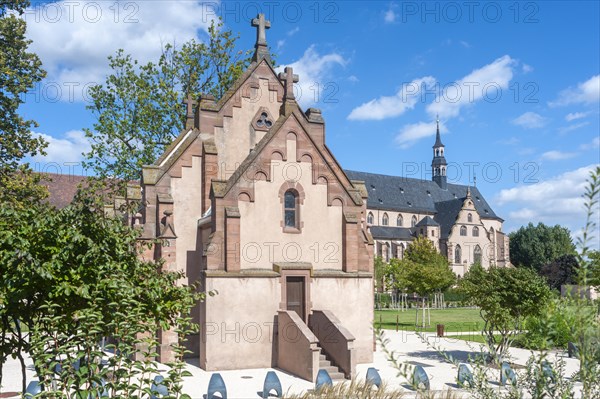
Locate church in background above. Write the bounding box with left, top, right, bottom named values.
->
left=346, top=122, right=511, bottom=277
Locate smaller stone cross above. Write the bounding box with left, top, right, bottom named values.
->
left=251, top=13, right=271, bottom=47
left=278, top=67, right=299, bottom=101
left=183, top=93, right=197, bottom=119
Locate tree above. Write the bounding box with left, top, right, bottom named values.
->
left=459, top=264, right=552, bottom=361
left=540, top=254, right=579, bottom=291
left=384, top=238, right=455, bottom=306
left=509, top=222, right=576, bottom=272
left=0, top=0, right=48, bottom=205
left=0, top=189, right=202, bottom=395
left=83, top=19, right=253, bottom=183
left=588, top=250, right=600, bottom=289
left=403, top=237, right=456, bottom=296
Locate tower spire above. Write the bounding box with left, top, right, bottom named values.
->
left=431, top=115, right=447, bottom=189
left=251, top=14, right=271, bottom=62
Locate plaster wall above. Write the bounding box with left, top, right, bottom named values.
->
left=238, top=161, right=343, bottom=270
left=311, top=277, right=374, bottom=364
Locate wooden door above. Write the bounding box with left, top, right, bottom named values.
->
left=286, top=276, right=305, bottom=321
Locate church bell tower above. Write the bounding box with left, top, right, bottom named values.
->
left=431, top=116, right=447, bottom=189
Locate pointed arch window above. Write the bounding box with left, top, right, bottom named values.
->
left=467, top=213, right=473, bottom=223
left=455, top=245, right=462, bottom=264
left=284, top=190, right=298, bottom=229
left=474, top=245, right=482, bottom=265
left=473, top=226, right=479, bottom=237
left=397, top=215, right=403, bottom=227
left=411, top=215, right=417, bottom=227
left=382, top=213, right=389, bottom=226
left=367, top=212, right=374, bottom=225
left=460, top=225, right=467, bottom=236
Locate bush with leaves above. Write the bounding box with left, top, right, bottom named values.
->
left=0, top=188, right=204, bottom=396
left=459, top=265, right=552, bottom=361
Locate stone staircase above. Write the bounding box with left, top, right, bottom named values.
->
left=316, top=343, right=346, bottom=381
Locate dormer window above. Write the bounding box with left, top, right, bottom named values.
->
left=468, top=213, right=473, bottom=223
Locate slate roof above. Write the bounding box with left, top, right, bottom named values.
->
left=369, top=226, right=415, bottom=241
left=345, top=170, right=502, bottom=239
left=415, top=216, right=439, bottom=227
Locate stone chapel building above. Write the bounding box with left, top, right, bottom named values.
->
left=345, top=121, right=511, bottom=277
left=42, top=14, right=511, bottom=382
left=120, top=14, right=374, bottom=382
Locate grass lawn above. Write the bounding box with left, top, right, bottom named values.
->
left=375, top=307, right=484, bottom=333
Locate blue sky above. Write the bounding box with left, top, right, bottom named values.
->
left=19, top=1, right=600, bottom=243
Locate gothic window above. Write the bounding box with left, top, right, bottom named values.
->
left=473, top=226, right=479, bottom=237
left=384, top=243, right=390, bottom=262
left=455, top=245, right=462, bottom=264
left=460, top=225, right=467, bottom=236
left=474, top=245, right=482, bottom=265
left=397, top=215, right=403, bottom=227
left=400, top=243, right=405, bottom=259
left=377, top=242, right=383, bottom=258
left=284, top=190, right=298, bottom=229
left=367, top=212, right=374, bottom=225
left=411, top=215, right=417, bottom=227
left=382, top=213, right=389, bottom=226
left=468, top=213, right=473, bottom=223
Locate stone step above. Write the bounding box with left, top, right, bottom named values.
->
left=321, top=365, right=340, bottom=375
left=329, top=371, right=346, bottom=381
left=319, top=359, right=331, bottom=368
left=319, top=353, right=326, bottom=361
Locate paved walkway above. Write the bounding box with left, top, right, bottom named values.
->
left=0, top=331, right=584, bottom=398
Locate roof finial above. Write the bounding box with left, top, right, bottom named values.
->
left=433, top=114, right=444, bottom=148
left=251, top=14, right=271, bottom=62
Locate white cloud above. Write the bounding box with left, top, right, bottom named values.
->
left=348, top=75, right=359, bottom=83
left=287, top=27, right=300, bottom=36
left=395, top=120, right=448, bottom=149
left=25, top=1, right=215, bottom=101
left=549, top=75, right=600, bottom=107
left=347, top=76, right=436, bottom=121
left=384, top=9, right=397, bottom=23
left=459, top=40, right=471, bottom=48
left=541, top=150, right=577, bottom=161
left=511, top=112, right=547, bottom=129
left=522, top=64, right=533, bottom=73
left=427, top=55, right=516, bottom=119
left=558, top=121, right=589, bottom=134
left=580, top=137, right=600, bottom=150
left=495, top=165, right=600, bottom=246
left=565, top=111, right=589, bottom=121
left=32, top=130, right=91, bottom=163
left=277, top=45, right=347, bottom=108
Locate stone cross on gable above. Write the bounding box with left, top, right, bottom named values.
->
left=278, top=67, right=299, bottom=101
left=183, top=93, right=197, bottom=129
left=183, top=93, right=197, bottom=118
left=251, top=13, right=270, bottom=46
